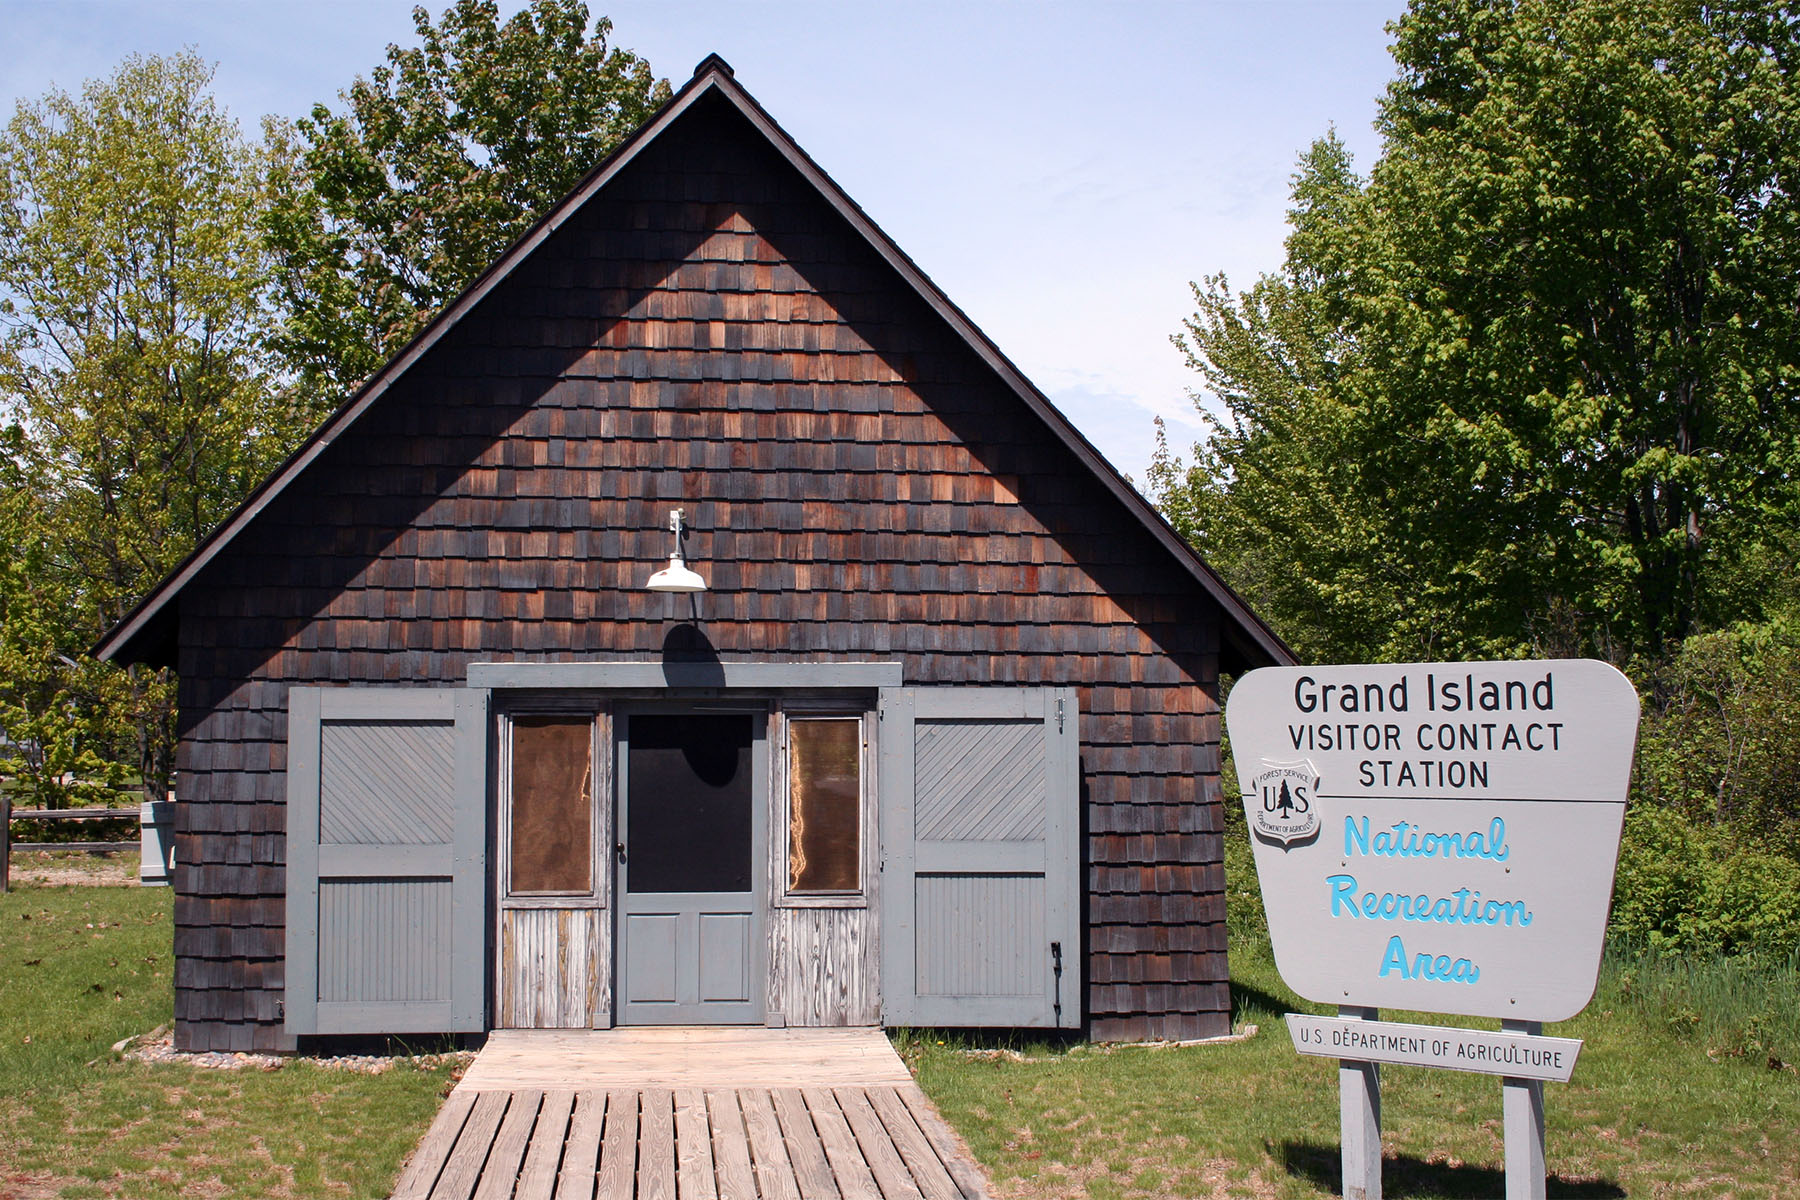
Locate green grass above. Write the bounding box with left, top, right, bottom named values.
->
left=900, top=833, right=1800, bottom=1199
left=5, top=863, right=1798, bottom=1198
left=905, top=940, right=1800, bottom=1198
left=0, top=880, right=455, bottom=1198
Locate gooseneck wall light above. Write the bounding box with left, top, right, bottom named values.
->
left=645, top=507, right=707, bottom=593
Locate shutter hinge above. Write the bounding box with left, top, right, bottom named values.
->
left=1055, top=696, right=1065, bottom=733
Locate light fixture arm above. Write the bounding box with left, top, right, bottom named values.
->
left=645, top=506, right=708, bottom=594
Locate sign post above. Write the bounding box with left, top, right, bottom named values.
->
left=1339, top=1006, right=1381, bottom=1200
left=1225, top=660, right=1638, bottom=1199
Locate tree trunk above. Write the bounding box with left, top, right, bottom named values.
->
left=1, top=785, right=11, bottom=893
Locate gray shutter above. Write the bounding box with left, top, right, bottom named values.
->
left=285, top=687, right=489, bottom=1035
left=879, top=687, right=1079, bottom=1028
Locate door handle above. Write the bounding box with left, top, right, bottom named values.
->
left=615, top=842, right=627, bottom=863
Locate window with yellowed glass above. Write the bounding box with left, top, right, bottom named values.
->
left=508, top=715, right=594, bottom=895
left=786, top=717, right=862, bottom=894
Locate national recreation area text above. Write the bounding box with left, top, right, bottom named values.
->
left=1288, top=669, right=1562, bottom=791
left=1327, top=815, right=1531, bottom=985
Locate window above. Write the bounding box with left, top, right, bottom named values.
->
left=508, top=715, right=593, bottom=894
left=786, top=717, right=862, bottom=894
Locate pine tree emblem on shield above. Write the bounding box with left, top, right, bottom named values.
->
left=1248, top=759, right=1322, bottom=849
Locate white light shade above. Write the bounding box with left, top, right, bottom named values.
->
left=646, top=551, right=707, bottom=593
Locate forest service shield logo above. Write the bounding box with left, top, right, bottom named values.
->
left=1248, top=759, right=1321, bottom=849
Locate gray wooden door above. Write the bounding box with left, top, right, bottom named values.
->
left=879, top=687, right=1080, bottom=1028
left=615, top=711, right=766, bottom=1025
left=285, top=687, right=489, bottom=1035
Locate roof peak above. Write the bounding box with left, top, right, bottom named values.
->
left=693, top=53, right=734, bottom=79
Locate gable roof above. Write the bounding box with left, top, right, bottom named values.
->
left=96, top=54, right=1291, bottom=674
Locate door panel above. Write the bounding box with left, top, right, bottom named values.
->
left=617, top=712, right=765, bottom=1024
left=698, top=913, right=754, bottom=1002
left=285, top=687, right=489, bottom=1037
left=879, top=687, right=1081, bottom=1028
left=623, top=913, right=681, bottom=1003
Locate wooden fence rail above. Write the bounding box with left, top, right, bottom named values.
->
left=1, top=801, right=172, bottom=890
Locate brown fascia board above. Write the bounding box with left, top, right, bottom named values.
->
left=96, top=56, right=1293, bottom=673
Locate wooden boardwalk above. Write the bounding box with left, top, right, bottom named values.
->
left=391, top=1030, right=990, bottom=1200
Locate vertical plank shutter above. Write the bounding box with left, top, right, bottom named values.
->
left=285, top=687, right=489, bottom=1035
left=879, top=687, right=1079, bottom=1028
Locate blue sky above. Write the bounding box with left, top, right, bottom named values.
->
left=1, top=0, right=1404, bottom=484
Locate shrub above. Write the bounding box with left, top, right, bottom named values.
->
left=1634, top=619, right=1800, bottom=855
left=1610, top=804, right=1800, bottom=957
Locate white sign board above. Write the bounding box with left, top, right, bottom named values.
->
left=1226, top=660, right=1638, bottom=1023
left=1285, top=1014, right=1583, bottom=1082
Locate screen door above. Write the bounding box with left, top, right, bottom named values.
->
left=616, top=711, right=765, bottom=1024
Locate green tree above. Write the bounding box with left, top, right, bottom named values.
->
left=0, top=51, right=287, bottom=798
left=266, top=0, right=670, bottom=402
left=1165, top=0, right=1800, bottom=665
left=0, top=439, right=132, bottom=815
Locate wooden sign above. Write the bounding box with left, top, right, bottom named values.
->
left=1226, top=659, right=1640, bottom=1200
left=1226, top=660, right=1639, bottom=1022
left=1285, top=1014, right=1582, bottom=1081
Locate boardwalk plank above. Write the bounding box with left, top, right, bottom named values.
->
left=895, top=1088, right=989, bottom=1200
left=473, top=1091, right=543, bottom=1200
left=864, top=1090, right=960, bottom=1200
left=772, top=1087, right=840, bottom=1200
left=638, top=1089, right=677, bottom=1200
left=558, top=1091, right=609, bottom=1200
left=429, top=1091, right=511, bottom=1200
left=739, top=1088, right=802, bottom=1200
left=393, top=1034, right=993, bottom=1200
left=802, top=1088, right=880, bottom=1200
left=515, top=1091, right=577, bottom=1200
left=595, top=1090, right=639, bottom=1200
left=705, top=1091, right=759, bottom=1200
left=833, top=1089, right=924, bottom=1200
left=674, top=1088, right=718, bottom=1200
left=392, top=1089, right=477, bottom=1200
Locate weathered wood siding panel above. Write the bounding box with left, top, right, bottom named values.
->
left=172, top=92, right=1228, bottom=1050
left=499, top=908, right=606, bottom=1028
left=318, top=879, right=451, bottom=1002
left=914, top=876, right=1045, bottom=998
left=768, top=907, right=879, bottom=1027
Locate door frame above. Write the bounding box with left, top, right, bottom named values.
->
left=469, top=660, right=904, bottom=1033
left=612, top=701, right=771, bottom=1025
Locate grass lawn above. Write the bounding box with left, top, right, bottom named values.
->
left=0, top=871, right=455, bottom=1199
left=4, top=858, right=1797, bottom=1198
left=904, top=832, right=1800, bottom=1200
left=905, top=940, right=1800, bottom=1199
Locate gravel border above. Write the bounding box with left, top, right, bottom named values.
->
left=115, top=1026, right=477, bottom=1075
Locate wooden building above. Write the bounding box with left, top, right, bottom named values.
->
left=97, top=57, right=1289, bottom=1053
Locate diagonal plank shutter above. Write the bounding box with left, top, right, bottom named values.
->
left=879, top=687, right=1079, bottom=1028
left=285, top=687, right=489, bottom=1035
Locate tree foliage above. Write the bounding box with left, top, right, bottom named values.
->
left=265, top=0, right=670, bottom=402
left=0, top=50, right=295, bottom=627
left=0, top=51, right=280, bottom=799
left=1161, top=0, right=1800, bottom=666
left=0, top=439, right=134, bottom=808
left=1633, top=617, right=1800, bottom=853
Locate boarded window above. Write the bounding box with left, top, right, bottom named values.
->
left=510, top=716, right=593, bottom=894
left=788, top=718, right=862, bottom=893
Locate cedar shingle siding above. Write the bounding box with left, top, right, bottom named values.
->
left=140, top=85, right=1263, bottom=1051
